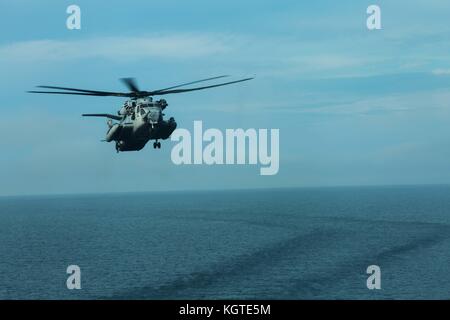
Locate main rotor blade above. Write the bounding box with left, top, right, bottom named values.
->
left=152, top=75, right=229, bottom=94
left=150, top=77, right=253, bottom=96
left=29, top=76, right=253, bottom=98
left=35, top=85, right=129, bottom=96
left=82, top=113, right=123, bottom=120
left=28, top=90, right=119, bottom=96
left=120, top=78, right=140, bottom=93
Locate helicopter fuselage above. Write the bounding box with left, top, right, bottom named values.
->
left=106, top=98, right=177, bottom=152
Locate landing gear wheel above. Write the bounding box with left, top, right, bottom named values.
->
left=157, top=142, right=161, bottom=149
left=153, top=142, right=157, bottom=149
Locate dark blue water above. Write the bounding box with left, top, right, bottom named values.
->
left=1, top=186, right=450, bottom=299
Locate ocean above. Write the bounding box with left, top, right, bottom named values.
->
left=0, top=186, right=450, bottom=299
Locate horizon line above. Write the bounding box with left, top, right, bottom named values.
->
left=1, top=183, right=450, bottom=198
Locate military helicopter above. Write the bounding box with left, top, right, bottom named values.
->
left=28, top=76, right=252, bottom=152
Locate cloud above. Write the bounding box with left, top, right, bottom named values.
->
left=0, top=34, right=234, bottom=63
left=297, top=89, right=450, bottom=116
left=0, top=30, right=422, bottom=80
left=432, top=69, right=450, bottom=75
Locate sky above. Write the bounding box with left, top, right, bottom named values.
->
left=1, top=0, right=450, bottom=196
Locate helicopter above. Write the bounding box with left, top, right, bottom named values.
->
left=28, top=76, right=252, bottom=152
